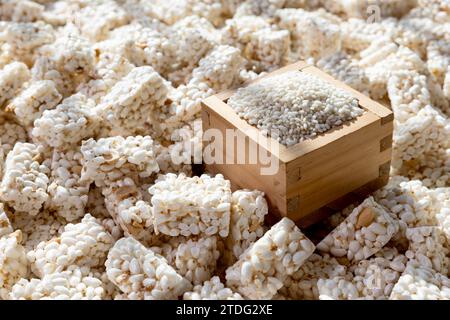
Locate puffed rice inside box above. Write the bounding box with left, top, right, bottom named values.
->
left=201, top=61, right=393, bottom=226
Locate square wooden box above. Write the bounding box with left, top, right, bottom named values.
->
left=201, top=61, right=393, bottom=227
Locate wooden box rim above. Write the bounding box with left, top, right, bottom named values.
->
left=202, top=61, right=393, bottom=164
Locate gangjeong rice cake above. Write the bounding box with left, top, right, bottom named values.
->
left=183, top=276, right=243, bottom=300
left=0, top=142, right=50, bottom=215
left=389, top=263, right=450, bottom=300
left=105, top=237, right=192, bottom=300
left=149, top=173, right=231, bottom=238
left=223, top=189, right=268, bottom=265
left=316, top=197, right=399, bottom=262
left=0, top=0, right=448, bottom=301
left=226, top=218, right=315, bottom=300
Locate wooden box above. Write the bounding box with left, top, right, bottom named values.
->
left=201, top=61, right=393, bottom=227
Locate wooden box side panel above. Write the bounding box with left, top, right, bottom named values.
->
left=285, top=115, right=393, bottom=221
left=286, top=114, right=392, bottom=183
left=296, top=160, right=392, bottom=228
left=201, top=102, right=288, bottom=215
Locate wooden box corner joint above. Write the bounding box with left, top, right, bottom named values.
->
left=201, top=61, right=394, bottom=227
